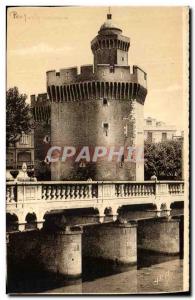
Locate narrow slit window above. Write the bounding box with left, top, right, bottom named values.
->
left=103, top=98, right=108, bottom=106
left=110, top=66, right=114, bottom=73
left=103, top=123, right=109, bottom=136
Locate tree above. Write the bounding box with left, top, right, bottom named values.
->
left=6, top=87, right=32, bottom=146
left=144, top=140, right=183, bottom=180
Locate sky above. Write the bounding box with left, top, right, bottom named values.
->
left=7, top=6, right=188, bottom=130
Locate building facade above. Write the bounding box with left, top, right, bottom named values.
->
left=6, top=132, right=34, bottom=171
left=144, top=117, right=177, bottom=143
left=45, top=14, right=147, bottom=181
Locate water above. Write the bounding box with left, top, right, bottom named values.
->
left=8, top=250, right=183, bottom=294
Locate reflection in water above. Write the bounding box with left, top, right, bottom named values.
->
left=7, top=250, right=183, bottom=294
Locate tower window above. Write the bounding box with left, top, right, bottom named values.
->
left=103, top=98, right=108, bottom=106
left=103, top=123, right=109, bottom=136
left=65, top=72, right=69, bottom=80
left=110, top=66, right=114, bottom=73
left=43, top=135, right=50, bottom=143
left=121, top=57, right=124, bottom=61
left=124, top=124, right=128, bottom=137
left=120, top=154, right=125, bottom=167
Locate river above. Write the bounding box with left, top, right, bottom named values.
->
left=8, top=250, right=183, bottom=294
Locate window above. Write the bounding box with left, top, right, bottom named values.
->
left=121, top=57, right=124, bottom=61
left=124, top=124, right=128, bottom=137
left=103, top=98, right=108, bottom=106
left=43, top=135, right=50, bottom=143
left=120, top=154, right=125, bottom=167
left=110, top=66, right=114, bottom=73
left=146, top=120, right=152, bottom=126
left=162, top=132, right=167, bottom=142
left=79, top=160, right=86, bottom=168
left=19, top=134, right=29, bottom=145
left=103, top=123, right=109, bottom=136
left=147, top=132, right=153, bottom=143
left=17, top=152, right=31, bottom=163
left=65, top=72, right=69, bottom=80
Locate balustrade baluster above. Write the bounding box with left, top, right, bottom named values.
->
left=116, top=184, right=120, bottom=197
left=128, top=184, right=132, bottom=196
left=65, top=185, right=69, bottom=199
left=42, top=186, right=46, bottom=200
left=177, top=185, right=180, bottom=194
left=88, top=184, right=93, bottom=198
left=131, top=185, right=135, bottom=196
left=61, top=185, right=65, bottom=199
left=171, top=184, right=174, bottom=194
left=55, top=186, right=60, bottom=200
left=6, top=187, right=11, bottom=202
left=136, top=184, right=138, bottom=196
left=147, top=184, right=150, bottom=196
left=174, top=185, right=177, bottom=194
left=46, top=186, right=51, bottom=200
left=78, top=185, right=83, bottom=198
left=10, top=186, right=15, bottom=202
left=83, top=185, right=87, bottom=198
left=124, top=184, right=127, bottom=197
left=150, top=185, right=153, bottom=195
left=69, top=185, right=74, bottom=198
left=168, top=184, right=171, bottom=194
left=51, top=186, right=56, bottom=199
left=115, top=184, right=119, bottom=196
left=140, top=184, right=144, bottom=196
left=126, top=184, right=129, bottom=196
left=137, top=184, right=141, bottom=196
left=86, top=185, right=90, bottom=198
left=86, top=185, right=89, bottom=198
left=145, top=184, right=148, bottom=195
left=92, top=184, right=98, bottom=198
left=73, top=185, right=77, bottom=198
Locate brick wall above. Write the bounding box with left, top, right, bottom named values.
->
left=50, top=99, right=137, bottom=180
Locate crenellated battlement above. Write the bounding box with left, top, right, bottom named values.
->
left=46, top=64, right=146, bottom=85
left=30, top=93, right=48, bottom=106
left=46, top=64, right=147, bottom=104
left=30, top=93, right=51, bottom=122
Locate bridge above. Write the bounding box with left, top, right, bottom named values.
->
left=6, top=179, right=184, bottom=230
left=6, top=175, right=185, bottom=283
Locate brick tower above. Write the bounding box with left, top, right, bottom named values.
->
left=46, top=13, right=147, bottom=181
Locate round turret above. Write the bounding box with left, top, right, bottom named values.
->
left=98, top=14, right=122, bottom=35
left=91, top=13, right=130, bottom=68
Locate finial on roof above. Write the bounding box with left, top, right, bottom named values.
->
left=107, top=6, right=112, bottom=20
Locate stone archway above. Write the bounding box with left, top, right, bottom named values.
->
left=25, top=212, right=37, bottom=230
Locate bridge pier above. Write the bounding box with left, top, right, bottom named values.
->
left=137, top=217, right=180, bottom=254
left=7, top=226, right=83, bottom=280
left=82, top=222, right=137, bottom=265
left=39, top=227, right=82, bottom=278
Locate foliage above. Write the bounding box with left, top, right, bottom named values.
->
left=144, top=140, right=183, bottom=180
left=6, top=87, right=32, bottom=145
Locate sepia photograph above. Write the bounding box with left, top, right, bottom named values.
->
left=5, top=5, right=189, bottom=295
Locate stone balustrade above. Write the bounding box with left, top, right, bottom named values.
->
left=6, top=180, right=184, bottom=231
